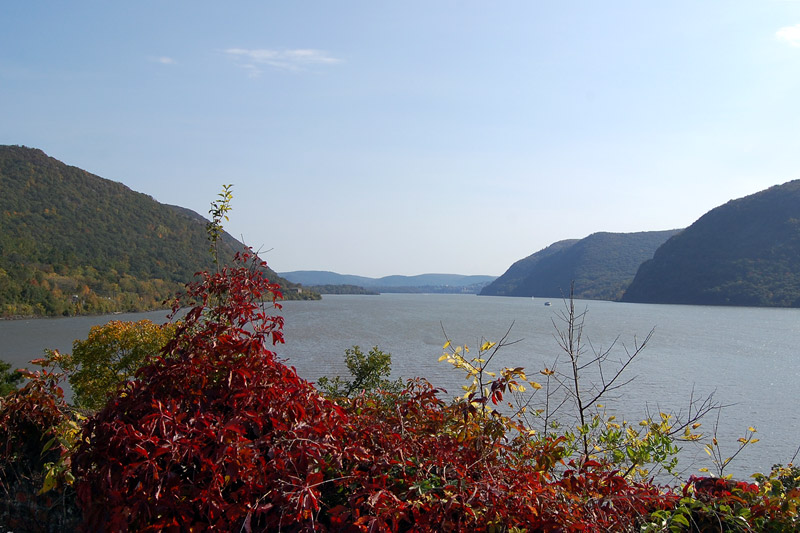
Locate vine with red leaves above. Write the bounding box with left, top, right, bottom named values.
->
left=69, top=250, right=681, bottom=532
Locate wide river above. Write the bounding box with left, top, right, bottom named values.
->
left=2, top=293, right=799, bottom=481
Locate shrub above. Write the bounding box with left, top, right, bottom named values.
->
left=0, top=359, right=23, bottom=396
left=61, top=319, right=177, bottom=410
left=0, top=360, right=81, bottom=531
left=70, top=249, right=681, bottom=532
left=72, top=251, right=358, bottom=530
left=317, top=345, right=403, bottom=399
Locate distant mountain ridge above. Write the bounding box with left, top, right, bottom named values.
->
left=481, top=230, right=681, bottom=300
left=622, top=180, right=800, bottom=307
left=280, top=271, right=496, bottom=293
left=0, top=145, right=312, bottom=317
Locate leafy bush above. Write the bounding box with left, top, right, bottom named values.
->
left=0, top=359, right=81, bottom=531
left=58, top=319, right=177, bottom=410
left=71, top=252, right=357, bottom=530
left=643, top=471, right=800, bottom=532
left=0, top=359, right=23, bottom=396
left=68, top=250, right=681, bottom=531
left=317, top=345, right=403, bottom=399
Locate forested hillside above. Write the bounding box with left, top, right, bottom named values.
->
left=481, top=230, right=680, bottom=300
left=0, top=145, right=313, bottom=317
left=623, top=180, right=800, bottom=307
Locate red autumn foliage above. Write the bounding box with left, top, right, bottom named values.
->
left=685, top=475, right=759, bottom=502
left=72, top=252, right=352, bottom=531
left=0, top=363, right=80, bottom=531
left=0, top=366, right=68, bottom=478
left=332, top=388, right=676, bottom=531
left=679, top=475, right=800, bottom=529
left=70, top=251, right=678, bottom=531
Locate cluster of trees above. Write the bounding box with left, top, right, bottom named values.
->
left=0, top=146, right=317, bottom=318
left=1, top=251, right=799, bottom=531
left=0, top=264, right=184, bottom=317
left=306, top=284, right=380, bottom=295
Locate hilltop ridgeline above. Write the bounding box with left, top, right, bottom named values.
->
left=0, top=145, right=314, bottom=317
left=622, top=180, right=800, bottom=307
left=279, top=271, right=496, bottom=294
left=481, top=230, right=680, bottom=300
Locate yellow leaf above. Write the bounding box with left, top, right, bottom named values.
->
left=38, top=469, right=57, bottom=495
left=438, top=354, right=449, bottom=362
left=443, top=340, right=451, bottom=350
left=529, top=381, right=542, bottom=390
left=692, top=423, right=702, bottom=429
left=699, top=467, right=709, bottom=472
left=748, top=427, right=757, bottom=433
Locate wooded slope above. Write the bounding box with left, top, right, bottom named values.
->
left=0, top=145, right=310, bottom=317
left=623, top=180, right=800, bottom=307
left=481, top=230, right=680, bottom=300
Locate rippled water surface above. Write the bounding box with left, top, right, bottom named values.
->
left=3, top=294, right=799, bottom=479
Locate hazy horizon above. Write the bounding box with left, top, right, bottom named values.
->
left=2, top=2, right=799, bottom=277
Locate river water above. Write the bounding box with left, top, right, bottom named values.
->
left=2, top=293, right=799, bottom=480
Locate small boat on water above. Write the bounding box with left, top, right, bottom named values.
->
left=544, top=301, right=551, bottom=306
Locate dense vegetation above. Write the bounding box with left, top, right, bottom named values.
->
left=0, top=145, right=315, bottom=317
left=3, top=177, right=800, bottom=529
left=306, top=284, right=380, bottom=295
left=481, top=230, right=680, bottom=300
left=1, top=250, right=799, bottom=531
left=623, top=180, right=800, bottom=307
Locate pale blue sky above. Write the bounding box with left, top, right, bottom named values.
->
left=2, top=2, right=800, bottom=277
